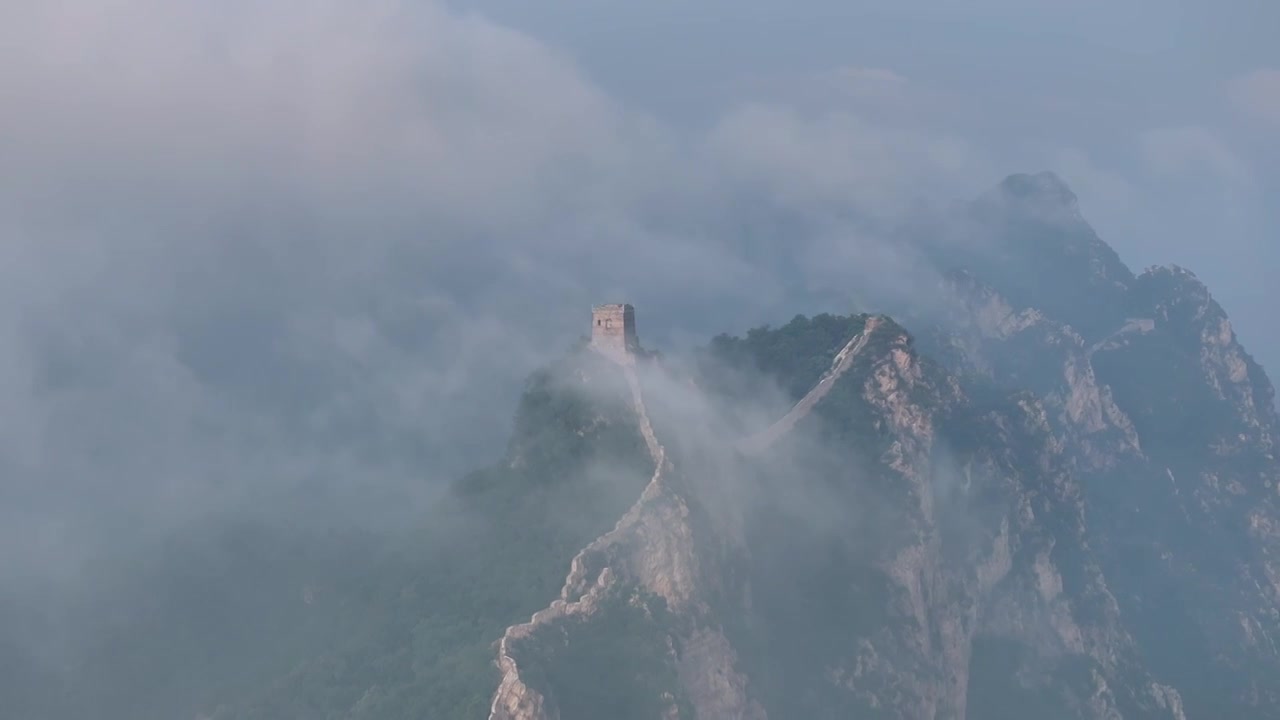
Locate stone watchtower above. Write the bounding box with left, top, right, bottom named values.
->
left=591, top=303, right=638, bottom=357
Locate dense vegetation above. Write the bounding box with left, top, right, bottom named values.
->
left=702, top=313, right=868, bottom=404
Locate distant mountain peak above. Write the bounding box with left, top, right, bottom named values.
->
left=954, top=171, right=1133, bottom=340
left=998, top=171, right=1079, bottom=207
left=969, top=170, right=1088, bottom=232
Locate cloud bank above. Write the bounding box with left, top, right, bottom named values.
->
left=0, top=5, right=1276, bottom=717
left=1, top=0, right=1276, bottom=604
left=0, top=0, right=1002, bottom=594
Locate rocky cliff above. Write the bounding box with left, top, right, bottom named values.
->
left=923, top=178, right=1280, bottom=718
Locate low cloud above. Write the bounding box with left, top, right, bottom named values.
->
left=708, top=103, right=980, bottom=219
left=1228, top=68, right=1280, bottom=126
left=1138, top=126, right=1252, bottom=188
left=0, top=0, right=997, bottom=598
left=3, top=0, right=1271, bottom=623
left=1, top=2, right=1276, bottom=715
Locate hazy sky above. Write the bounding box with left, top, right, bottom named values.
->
left=0, top=0, right=1277, bottom=582
left=454, top=0, right=1280, bottom=362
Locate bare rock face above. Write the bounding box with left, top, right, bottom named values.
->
left=1085, top=266, right=1280, bottom=716
left=934, top=269, right=1142, bottom=470
left=737, top=318, right=1180, bottom=719
left=919, top=181, right=1280, bottom=717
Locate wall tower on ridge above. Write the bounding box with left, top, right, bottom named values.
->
left=591, top=303, right=638, bottom=357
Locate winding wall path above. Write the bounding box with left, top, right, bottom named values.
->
left=737, top=316, right=881, bottom=454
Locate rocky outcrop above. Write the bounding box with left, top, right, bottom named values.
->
left=935, top=270, right=1142, bottom=469
left=924, top=184, right=1280, bottom=717
left=785, top=321, right=1178, bottom=719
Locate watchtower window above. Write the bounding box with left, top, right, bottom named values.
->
left=605, top=319, right=613, bottom=329
left=596, top=319, right=601, bottom=326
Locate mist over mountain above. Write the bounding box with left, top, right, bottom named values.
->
left=5, top=168, right=1277, bottom=719
left=2, top=2, right=1278, bottom=720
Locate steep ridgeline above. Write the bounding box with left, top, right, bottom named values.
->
left=490, top=351, right=765, bottom=720
left=911, top=174, right=1280, bottom=718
